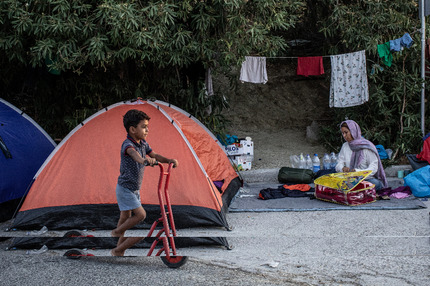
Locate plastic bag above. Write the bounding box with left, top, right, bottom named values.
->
left=403, top=165, right=430, bottom=197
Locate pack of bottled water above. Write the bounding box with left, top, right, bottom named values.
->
left=290, top=152, right=337, bottom=171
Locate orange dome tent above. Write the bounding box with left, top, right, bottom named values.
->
left=12, top=99, right=241, bottom=231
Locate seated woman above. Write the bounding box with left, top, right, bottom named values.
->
left=335, top=120, right=388, bottom=190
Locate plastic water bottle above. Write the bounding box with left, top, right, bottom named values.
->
left=305, top=154, right=313, bottom=170
left=26, top=226, right=48, bottom=236
left=330, top=152, right=337, bottom=169
left=312, top=154, right=320, bottom=173
left=299, top=153, right=306, bottom=169
left=26, top=245, right=48, bottom=255
left=323, top=153, right=330, bottom=170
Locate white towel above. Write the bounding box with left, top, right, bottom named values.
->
left=329, top=50, right=369, bottom=108
left=205, top=68, right=214, bottom=97
left=205, top=68, right=214, bottom=114
left=239, top=56, right=268, bottom=84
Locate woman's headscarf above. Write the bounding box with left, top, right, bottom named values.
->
left=340, top=120, right=388, bottom=188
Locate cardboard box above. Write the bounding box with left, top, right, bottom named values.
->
left=225, top=144, right=241, bottom=156
left=236, top=155, right=253, bottom=171
left=224, top=137, right=254, bottom=156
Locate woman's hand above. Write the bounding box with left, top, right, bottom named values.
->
left=342, top=167, right=350, bottom=172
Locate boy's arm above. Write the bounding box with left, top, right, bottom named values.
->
left=148, top=151, right=178, bottom=168
left=126, top=147, right=151, bottom=165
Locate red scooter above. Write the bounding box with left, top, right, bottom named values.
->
left=64, top=162, right=188, bottom=268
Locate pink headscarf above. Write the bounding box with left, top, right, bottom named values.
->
left=341, top=120, right=388, bottom=188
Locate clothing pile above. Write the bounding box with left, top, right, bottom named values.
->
left=259, top=184, right=314, bottom=200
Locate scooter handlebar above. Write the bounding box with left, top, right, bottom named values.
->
left=144, top=160, right=159, bottom=166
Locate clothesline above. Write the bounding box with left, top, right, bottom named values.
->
left=265, top=30, right=417, bottom=59
left=265, top=55, right=331, bottom=59
left=239, top=50, right=369, bottom=108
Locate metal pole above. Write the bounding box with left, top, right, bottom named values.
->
left=421, top=0, right=426, bottom=136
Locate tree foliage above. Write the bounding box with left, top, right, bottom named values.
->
left=0, top=0, right=305, bottom=138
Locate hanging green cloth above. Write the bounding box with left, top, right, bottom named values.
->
left=377, top=42, right=392, bottom=67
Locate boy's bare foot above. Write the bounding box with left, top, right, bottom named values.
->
left=110, top=249, right=124, bottom=256
left=111, top=229, right=123, bottom=237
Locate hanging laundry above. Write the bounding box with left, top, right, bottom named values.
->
left=205, top=68, right=214, bottom=97
left=205, top=68, right=214, bottom=114
left=239, top=56, right=268, bottom=84
left=389, top=33, right=414, bottom=52
left=329, top=50, right=369, bottom=108
left=296, top=56, right=324, bottom=77
left=377, top=42, right=393, bottom=67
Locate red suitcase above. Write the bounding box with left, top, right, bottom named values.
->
left=314, top=171, right=377, bottom=206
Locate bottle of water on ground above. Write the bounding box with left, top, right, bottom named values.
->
left=323, top=153, right=330, bottom=170
left=299, top=153, right=306, bottom=169
left=26, top=245, right=48, bottom=255
left=306, top=154, right=312, bottom=170
left=330, top=152, right=337, bottom=169
left=312, top=154, right=320, bottom=173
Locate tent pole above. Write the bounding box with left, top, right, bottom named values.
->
left=421, top=0, right=426, bottom=136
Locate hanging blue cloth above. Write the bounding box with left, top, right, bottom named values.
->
left=389, top=33, right=414, bottom=52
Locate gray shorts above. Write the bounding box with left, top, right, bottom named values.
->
left=116, top=184, right=142, bottom=211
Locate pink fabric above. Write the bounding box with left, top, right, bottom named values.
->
left=297, top=57, right=324, bottom=77
left=390, top=192, right=409, bottom=199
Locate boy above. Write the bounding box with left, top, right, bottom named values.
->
left=111, top=109, right=178, bottom=256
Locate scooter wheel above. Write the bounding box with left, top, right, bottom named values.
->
left=160, top=256, right=188, bottom=268
left=63, top=249, right=84, bottom=259
left=63, top=230, right=84, bottom=237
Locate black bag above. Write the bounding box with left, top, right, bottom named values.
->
left=278, top=167, right=314, bottom=184
left=406, top=154, right=429, bottom=171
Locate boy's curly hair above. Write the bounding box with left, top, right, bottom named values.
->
left=123, top=109, right=151, bottom=133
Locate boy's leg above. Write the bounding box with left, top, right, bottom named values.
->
left=112, top=206, right=146, bottom=237
left=111, top=206, right=146, bottom=255
left=111, top=237, right=144, bottom=256
left=115, top=210, right=132, bottom=247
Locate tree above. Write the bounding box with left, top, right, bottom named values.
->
left=0, top=0, right=305, bottom=138
left=316, top=0, right=428, bottom=161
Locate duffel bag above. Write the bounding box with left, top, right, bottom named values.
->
left=278, top=167, right=314, bottom=184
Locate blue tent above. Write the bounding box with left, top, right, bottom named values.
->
left=0, top=98, right=56, bottom=220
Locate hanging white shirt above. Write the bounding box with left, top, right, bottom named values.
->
left=335, top=142, right=379, bottom=177
left=239, top=56, right=268, bottom=84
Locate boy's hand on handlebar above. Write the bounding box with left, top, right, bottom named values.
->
left=145, top=157, right=157, bottom=166
left=169, top=159, right=179, bottom=168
